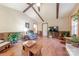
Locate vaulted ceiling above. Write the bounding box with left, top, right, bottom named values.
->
left=0, top=3, right=77, bottom=22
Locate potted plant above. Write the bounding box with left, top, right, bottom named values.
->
left=8, top=32, right=20, bottom=44
left=71, top=34, right=79, bottom=47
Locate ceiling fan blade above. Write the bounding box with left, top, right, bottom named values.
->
left=56, top=3, right=59, bottom=19
left=23, top=3, right=35, bottom=13
left=26, top=3, right=44, bottom=22
left=32, top=6, right=44, bottom=22
left=27, top=3, right=40, bottom=12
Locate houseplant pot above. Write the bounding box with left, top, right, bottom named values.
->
left=71, top=34, right=79, bottom=47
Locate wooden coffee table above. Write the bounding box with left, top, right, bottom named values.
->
left=23, top=40, right=41, bottom=56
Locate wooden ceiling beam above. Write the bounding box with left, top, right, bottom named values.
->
left=32, top=6, right=44, bottom=22
left=56, top=3, right=59, bottom=19
left=23, top=3, right=35, bottom=13
left=27, top=3, right=44, bottom=22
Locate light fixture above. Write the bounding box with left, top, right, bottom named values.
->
left=36, top=3, right=40, bottom=7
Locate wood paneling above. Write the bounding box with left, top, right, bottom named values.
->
left=0, top=32, right=25, bottom=40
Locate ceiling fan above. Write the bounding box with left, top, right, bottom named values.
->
left=23, top=3, right=44, bottom=22
left=56, top=3, right=59, bottom=19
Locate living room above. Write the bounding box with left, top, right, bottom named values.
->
left=0, top=3, right=79, bottom=56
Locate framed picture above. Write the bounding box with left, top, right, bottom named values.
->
left=25, top=23, right=29, bottom=28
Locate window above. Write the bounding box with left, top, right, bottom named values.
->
left=71, top=16, right=78, bottom=35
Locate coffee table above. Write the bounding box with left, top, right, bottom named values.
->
left=23, top=40, right=41, bottom=56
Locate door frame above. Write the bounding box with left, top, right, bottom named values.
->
left=42, top=23, right=48, bottom=37
left=33, top=23, right=38, bottom=34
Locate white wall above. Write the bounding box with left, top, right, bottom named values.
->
left=0, top=5, right=36, bottom=33
left=48, top=18, right=70, bottom=31
left=37, top=3, right=70, bottom=31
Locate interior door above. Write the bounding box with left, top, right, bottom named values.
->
left=33, top=23, right=38, bottom=33
left=42, top=23, right=48, bottom=37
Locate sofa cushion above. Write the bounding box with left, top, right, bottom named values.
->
left=0, top=40, right=4, bottom=44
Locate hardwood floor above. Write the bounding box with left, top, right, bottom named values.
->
left=0, top=40, right=23, bottom=56
left=0, top=37, right=69, bottom=56
left=38, top=37, right=69, bottom=56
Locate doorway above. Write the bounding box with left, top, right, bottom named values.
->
left=42, top=23, right=48, bottom=37
left=33, top=23, right=38, bottom=33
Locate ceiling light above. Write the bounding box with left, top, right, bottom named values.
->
left=36, top=3, right=40, bottom=7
